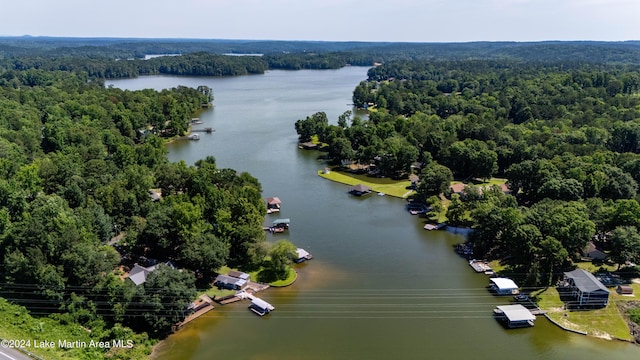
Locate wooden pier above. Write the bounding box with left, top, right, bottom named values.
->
left=177, top=294, right=215, bottom=328
left=469, top=259, right=493, bottom=273
left=191, top=127, right=215, bottom=133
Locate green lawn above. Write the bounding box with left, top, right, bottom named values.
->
left=318, top=170, right=414, bottom=198
left=267, top=267, right=297, bottom=287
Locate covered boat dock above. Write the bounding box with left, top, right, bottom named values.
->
left=489, top=278, right=519, bottom=295
left=494, top=304, right=536, bottom=328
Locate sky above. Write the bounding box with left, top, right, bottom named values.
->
left=1, top=0, right=638, bottom=42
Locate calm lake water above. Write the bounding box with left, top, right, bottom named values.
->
left=107, top=68, right=640, bottom=360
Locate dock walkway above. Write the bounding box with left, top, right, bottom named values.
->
left=177, top=294, right=215, bottom=328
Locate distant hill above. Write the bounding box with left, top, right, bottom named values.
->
left=1, top=36, right=640, bottom=65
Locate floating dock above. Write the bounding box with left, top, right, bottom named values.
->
left=191, top=127, right=214, bottom=133
left=424, top=223, right=447, bottom=231
left=469, top=259, right=493, bottom=273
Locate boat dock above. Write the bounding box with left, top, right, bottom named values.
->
left=214, top=281, right=270, bottom=305
left=237, top=292, right=275, bottom=316
left=424, top=223, right=447, bottom=231
left=191, top=127, right=215, bottom=133
left=469, top=259, right=493, bottom=273
left=177, top=294, right=215, bottom=328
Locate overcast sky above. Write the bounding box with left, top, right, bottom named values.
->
left=1, top=0, right=638, bottom=42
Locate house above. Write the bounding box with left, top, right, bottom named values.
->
left=266, top=197, right=281, bottom=213
left=583, top=241, right=606, bottom=261
left=617, top=285, right=634, bottom=295
left=126, top=264, right=158, bottom=286
left=489, top=278, right=519, bottom=295
left=349, top=184, right=371, bottom=196
left=494, top=304, right=535, bottom=328
left=562, top=269, right=610, bottom=307
left=148, top=189, right=162, bottom=202
left=449, top=183, right=466, bottom=194
left=409, top=174, right=419, bottom=189
left=214, top=274, right=249, bottom=290
left=227, top=270, right=250, bottom=282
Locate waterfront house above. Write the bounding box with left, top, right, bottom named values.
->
left=127, top=264, right=157, bottom=286
left=561, top=269, right=610, bottom=307
left=489, top=278, right=519, bottom=295
left=409, top=174, right=419, bottom=189
left=127, top=264, right=153, bottom=286
left=349, top=184, right=372, bottom=196
left=214, top=274, right=248, bottom=290
left=582, top=241, right=606, bottom=261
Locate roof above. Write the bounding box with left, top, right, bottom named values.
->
left=127, top=264, right=156, bottom=286
left=617, top=285, right=633, bottom=294
left=350, top=184, right=371, bottom=192
left=490, top=278, right=518, bottom=290
left=215, top=274, right=246, bottom=287
left=564, top=269, right=609, bottom=294
left=251, top=297, right=274, bottom=310
left=228, top=270, right=250, bottom=280
left=496, top=304, right=536, bottom=322
left=296, top=248, right=310, bottom=259
left=409, top=174, right=419, bottom=183
left=272, top=218, right=290, bottom=225
left=267, top=197, right=281, bottom=205
left=450, top=183, right=466, bottom=193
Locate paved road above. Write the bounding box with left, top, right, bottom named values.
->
left=0, top=347, right=35, bottom=360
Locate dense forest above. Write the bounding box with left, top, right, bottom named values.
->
left=3, top=37, right=640, bottom=77
left=0, top=66, right=270, bottom=358
left=296, top=59, right=640, bottom=286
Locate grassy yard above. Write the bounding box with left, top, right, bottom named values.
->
left=318, top=169, right=414, bottom=198
left=532, top=287, right=633, bottom=341
left=266, top=267, right=297, bottom=287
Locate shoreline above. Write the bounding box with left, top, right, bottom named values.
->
left=317, top=169, right=415, bottom=199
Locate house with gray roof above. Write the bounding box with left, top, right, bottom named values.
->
left=562, top=269, right=610, bottom=307
left=127, top=264, right=157, bottom=286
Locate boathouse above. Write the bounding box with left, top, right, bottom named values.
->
left=266, top=197, right=281, bottom=213
left=562, top=269, right=610, bottom=307
left=272, top=218, right=290, bottom=229
left=349, top=184, right=372, bottom=196
left=489, top=278, right=519, bottom=295
left=249, top=297, right=275, bottom=316
left=494, top=304, right=535, bottom=328
left=295, top=248, right=313, bottom=263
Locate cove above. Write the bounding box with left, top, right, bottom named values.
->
left=106, top=68, right=640, bottom=360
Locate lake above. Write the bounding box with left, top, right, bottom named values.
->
left=106, top=68, right=640, bottom=360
